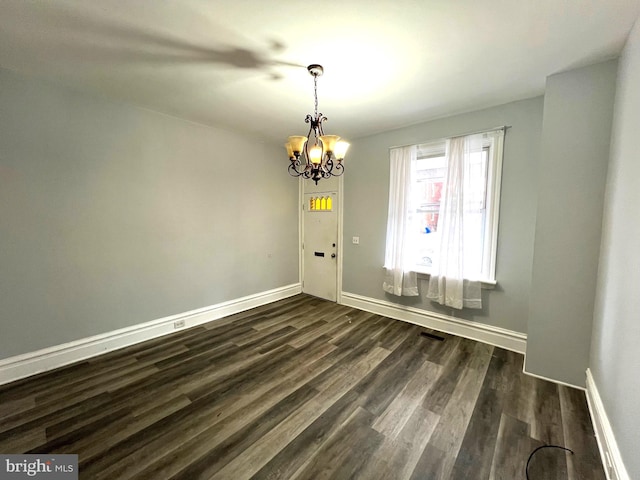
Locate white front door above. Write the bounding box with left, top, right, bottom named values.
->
left=303, top=191, right=338, bottom=301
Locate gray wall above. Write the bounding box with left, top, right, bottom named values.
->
left=0, top=67, right=299, bottom=360
left=343, top=97, right=544, bottom=334
left=526, top=60, right=618, bottom=387
left=590, top=19, right=640, bottom=478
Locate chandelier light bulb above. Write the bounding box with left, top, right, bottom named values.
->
left=309, top=145, right=323, bottom=164
left=288, top=136, right=307, bottom=156
left=319, top=135, right=340, bottom=155
left=334, top=141, right=350, bottom=161
left=285, top=142, right=294, bottom=159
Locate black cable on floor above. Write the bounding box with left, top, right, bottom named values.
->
left=526, top=444, right=574, bottom=480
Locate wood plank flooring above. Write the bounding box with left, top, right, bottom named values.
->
left=0, top=294, right=605, bottom=479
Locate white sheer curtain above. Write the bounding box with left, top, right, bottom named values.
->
left=383, top=145, right=419, bottom=296
left=426, top=135, right=483, bottom=309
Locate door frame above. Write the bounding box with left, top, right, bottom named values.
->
left=298, top=176, right=344, bottom=303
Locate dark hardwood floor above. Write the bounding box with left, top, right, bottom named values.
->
left=0, top=294, right=605, bottom=479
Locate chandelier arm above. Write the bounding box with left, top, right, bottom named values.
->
left=332, top=162, right=345, bottom=176
left=317, top=119, right=325, bottom=162
left=288, top=158, right=305, bottom=177
left=316, top=113, right=327, bottom=165
left=304, top=121, right=313, bottom=167
left=288, top=165, right=301, bottom=177
left=315, top=114, right=327, bottom=162
left=324, top=158, right=334, bottom=174
left=317, top=115, right=327, bottom=136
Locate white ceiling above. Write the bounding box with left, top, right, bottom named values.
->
left=1, top=1, right=639, bottom=144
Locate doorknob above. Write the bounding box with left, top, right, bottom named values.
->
left=331, top=253, right=336, bottom=258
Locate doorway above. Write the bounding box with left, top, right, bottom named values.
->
left=301, top=176, right=342, bottom=302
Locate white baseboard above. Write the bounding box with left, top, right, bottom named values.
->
left=586, top=369, right=630, bottom=480
left=340, top=291, right=526, bottom=353
left=0, top=283, right=302, bottom=386
left=521, top=360, right=586, bottom=390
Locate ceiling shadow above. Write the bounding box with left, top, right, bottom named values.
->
left=15, top=4, right=304, bottom=79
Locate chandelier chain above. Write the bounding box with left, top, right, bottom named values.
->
left=313, top=74, right=318, bottom=118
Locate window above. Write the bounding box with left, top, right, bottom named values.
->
left=402, top=130, right=504, bottom=283
left=308, top=196, right=333, bottom=211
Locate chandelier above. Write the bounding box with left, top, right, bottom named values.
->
left=286, top=64, right=349, bottom=184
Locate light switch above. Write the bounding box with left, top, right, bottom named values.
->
left=352, top=236, right=360, bottom=245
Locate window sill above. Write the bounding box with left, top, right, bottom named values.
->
left=414, top=271, right=497, bottom=290
left=382, top=266, right=497, bottom=289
